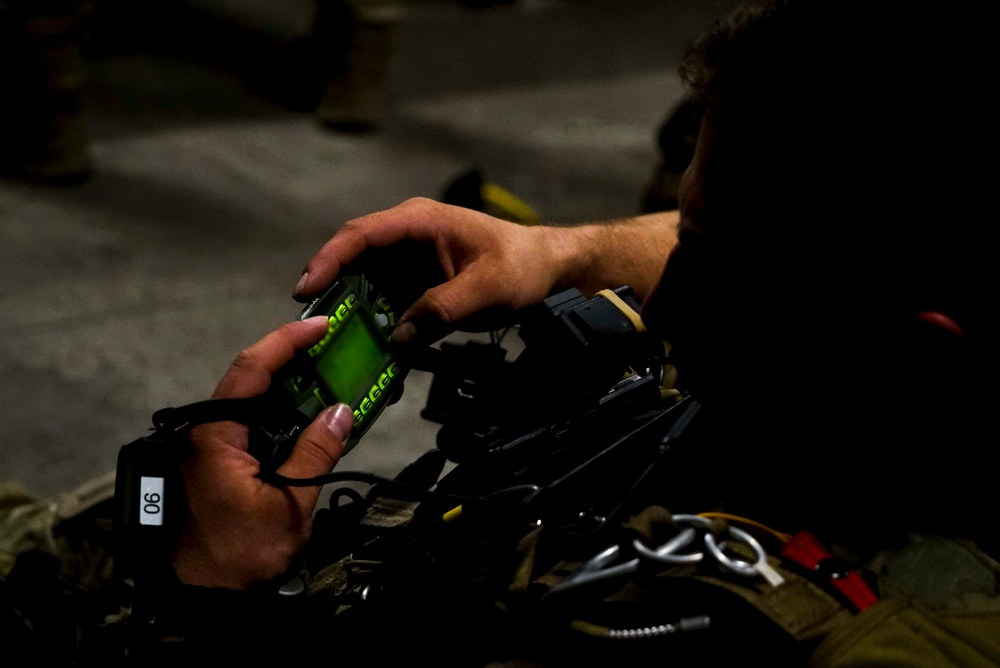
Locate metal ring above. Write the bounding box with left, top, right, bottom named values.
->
left=704, top=525, right=767, bottom=577
left=632, top=526, right=703, bottom=565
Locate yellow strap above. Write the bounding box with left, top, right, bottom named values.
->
left=595, top=289, right=646, bottom=333
left=595, top=291, right=686, bottom=402
left=570, top=620, right=611, bottom=637
left=481, top=182, right=541, bottom=225
left=697, top=512, right=793, bottom=544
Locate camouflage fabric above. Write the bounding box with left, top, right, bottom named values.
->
left=813, top=536, right=1000, bottom=667
left=0, top=471, right=117, bottom=589
left=1, top=472, right=129, bottom=664
left=302, top=496, right=1000, bottom=666
left=3, top=466, right=996, bottom=666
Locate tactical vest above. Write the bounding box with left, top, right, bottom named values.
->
left=2, top=461, right=999, bottom=665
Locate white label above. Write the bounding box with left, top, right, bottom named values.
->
left=139, top=476, right=165, bottom=526
left=756, top=560, right=786, bottom=588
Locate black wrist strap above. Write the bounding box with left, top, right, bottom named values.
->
left=115, top=394, right=307, bottom=578
left=113, top=431, right=184, bottom=626
left=153, top=395, right=310, bottom=472
left=112, top=396, right=318, bottom=661
left=151, top=395, right=299, bottom=433
left=113, top=397, right=305, bottom=625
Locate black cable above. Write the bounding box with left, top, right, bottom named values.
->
left=259, top=470, right=500, bottom=510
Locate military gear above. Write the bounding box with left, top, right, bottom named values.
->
left=0, top=473, right=129, bottom=664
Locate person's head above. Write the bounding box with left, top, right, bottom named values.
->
left=639, top=0, right=992, bottom=532
left=643, top=0, right=990, bottom=405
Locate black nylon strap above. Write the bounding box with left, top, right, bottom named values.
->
left=152, top=395, right=299, bottom=433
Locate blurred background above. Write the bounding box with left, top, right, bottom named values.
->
left=0, top=0, right=729, bottom=500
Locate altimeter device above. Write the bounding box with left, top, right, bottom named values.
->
left=276, top=274, right=405, bottom=454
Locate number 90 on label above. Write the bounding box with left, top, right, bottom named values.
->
left=139, top=476, right=165, bottom=526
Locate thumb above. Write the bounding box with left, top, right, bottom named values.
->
left=393, top=272, right=485, bottom=347
left=277, top=403, right=354, bottom=481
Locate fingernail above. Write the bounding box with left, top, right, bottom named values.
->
left=294, top=271, right=309, bottom=297
left=322, top=403, right=354, bottom=443
left=304, top=315, right=330, bottom=332
left=392, top=320, right=417, bottom=345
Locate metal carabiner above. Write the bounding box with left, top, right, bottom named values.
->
left=631, top=526, right=703, bottom=565
left=546, top=544, right=638, bottom=596
left=547, top=512, right=782, bottom=599
left=671, top=514, right=770, bottom=579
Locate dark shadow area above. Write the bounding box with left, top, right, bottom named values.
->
left=82, top=0, right=310, bottom=138
left=78, top=0, right=731, bottom=135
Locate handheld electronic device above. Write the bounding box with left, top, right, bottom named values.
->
left=113, top=275, right=404, bottom=590
left=274, top=274, right=406, bottom=455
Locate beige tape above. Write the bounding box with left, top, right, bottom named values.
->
left=595, top=289, right=646, bottom=333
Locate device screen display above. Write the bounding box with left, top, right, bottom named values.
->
left=313, top=311, right=388, bottom=403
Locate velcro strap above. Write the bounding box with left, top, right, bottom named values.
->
left=779, top=530, right=879, bottom=612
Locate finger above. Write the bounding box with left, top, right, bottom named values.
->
left=393, top=264, right=515, bottom=348
left=276, top=403, right=353, bottom=505
left=391, top=298, right=457, bottom=351
left=294, top=199, right=442, bottom=300
left=294, top=224, right=364, bottom=300
left=391, top=314, right=449, bottom=351
left=213, top=317, right=329, bottom=400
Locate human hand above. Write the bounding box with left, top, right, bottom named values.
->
left=293, top=198, right=568, bottom=349
left=171, top=317, right=354, bottom=590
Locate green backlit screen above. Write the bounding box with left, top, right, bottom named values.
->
left=314, top=313, right=387, bottom=403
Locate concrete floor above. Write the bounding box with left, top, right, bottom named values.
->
left=0, top=0, right=726, bottom=500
